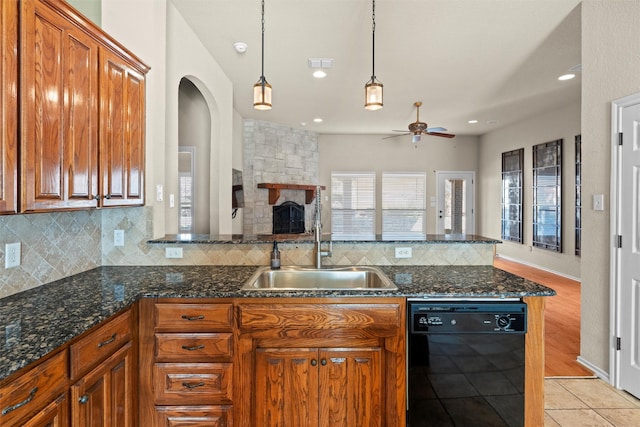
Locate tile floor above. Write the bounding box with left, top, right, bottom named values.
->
left=545, top=378, right=640, bottom=426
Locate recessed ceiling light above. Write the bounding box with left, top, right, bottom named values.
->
left=313, top=118, right=323, bottom=123
left=468, top=120, right=478, bottom=124
left=300, top=122, right=307, bottom=127
left=558, top=73, right=575, bottom=81
left=312, top=70, right=327, bottom=79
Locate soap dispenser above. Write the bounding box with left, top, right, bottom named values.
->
left=270, top=241, right=281, bottom=269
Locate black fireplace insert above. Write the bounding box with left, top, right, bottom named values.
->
left=273, top=201, right=305, bottom=234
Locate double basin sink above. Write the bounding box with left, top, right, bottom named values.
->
left=241, top=265, right=398, bottom=291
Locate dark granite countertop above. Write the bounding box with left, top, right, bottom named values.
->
left=0, top=264, right=554, bottom=382
left=148, top=233, right=501, bottom=244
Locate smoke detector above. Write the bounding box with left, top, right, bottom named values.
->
left=233, top=42, right=248, bottom=53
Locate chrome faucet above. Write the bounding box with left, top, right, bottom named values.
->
left=313, top=185, right=332, bottom=268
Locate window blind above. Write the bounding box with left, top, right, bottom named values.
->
left=382, top=172, right=426, bottom=240
left=331, top=172, right=376, bottom=240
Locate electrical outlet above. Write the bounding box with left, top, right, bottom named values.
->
left=395, top=247, right=412, bottom=259
left=165, top=247, right=183, bottom=258
left=5, top=242, right=20, bottom=268
left=156, top=184, right=164, bottom=202
left=114, top=229, right=125, bottom=247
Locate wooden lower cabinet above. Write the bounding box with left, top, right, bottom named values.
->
left=70, top=341, right=134, bottom=426
left=21, top=392, right=69, bottom=427
left=255, top=347, right=382, bottom=427
left=236, top=298, right=406, bottom=427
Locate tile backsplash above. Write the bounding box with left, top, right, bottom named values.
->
left=1, top=206, right=494, bottom=299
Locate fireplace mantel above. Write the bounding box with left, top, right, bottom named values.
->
left=257, top=183, right=326, bottom=205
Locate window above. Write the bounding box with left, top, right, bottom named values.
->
left=532, top=139, right=562, bottom=252
left=382, top=172, right=426, bottom=240
left=501, top=149, right=524, bottom=243
left=575, top=135, right=581, bottom=256
left=331, top=172, right=376, bottom=240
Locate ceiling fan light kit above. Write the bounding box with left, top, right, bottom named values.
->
left=364, top=0, right=383, bottom=110
left=253, top=0, right=272, bottom=110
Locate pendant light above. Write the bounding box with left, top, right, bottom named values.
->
left=253, top=0, right=272, bottom=110
left=364, top=0, right=382, bottom=110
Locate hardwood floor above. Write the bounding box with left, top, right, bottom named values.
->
left=493, top=256, right=594, bottom=378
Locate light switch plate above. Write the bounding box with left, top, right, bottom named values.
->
left=593, top=194, right=605, bottom=211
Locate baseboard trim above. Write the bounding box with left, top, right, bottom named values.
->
left=576, top=356, right=609, bottom=382
left=495, top=253, right=581, bottom=282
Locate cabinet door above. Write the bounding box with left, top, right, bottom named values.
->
left=99, top=48, right=145, bottom=207
left=21, top=392, right=69, bottom=427
left=20, top=0, right=99, bottom=211
left=71, top=341, right=133, bottom=427
left=254, top=348, right=319, bottom=427
left=0, top=0, right=18, bottom=214
left=319, top=348, right=383, bottom=427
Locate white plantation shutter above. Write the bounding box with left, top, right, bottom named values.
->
left=331, top=172, right=376, bottom=240
left=382, top=172, right=426, bottom=240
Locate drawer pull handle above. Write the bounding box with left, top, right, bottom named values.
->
left=182, top=381, right=205, bottom=389
left=98, top=333, right=117, bottom=348
left=181, top=344, right=205, bottom=351
left=79, top=394, right=90, bottom=404
left=181, top=315, right=205, bottom=321
left=2, top=387, right=38, bottom=415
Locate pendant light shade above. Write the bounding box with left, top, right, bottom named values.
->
left=254, top=0, right=272, bottom=110
left=364, top=0, right=382, bottom=110
left=253, top=77, right=272, bottom=110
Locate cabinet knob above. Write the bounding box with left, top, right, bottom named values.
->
left=321, top=359, right=327, bottom=366
left=79, top=394, right=89, bottom=404
left=92, top=194, right=100, bottom=200
left=104, top=194, right=112, bottom=200
left=310, top=359, right=317, bottom=366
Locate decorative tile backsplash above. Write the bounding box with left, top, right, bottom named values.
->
left=1, top=206, right=494, bottom=299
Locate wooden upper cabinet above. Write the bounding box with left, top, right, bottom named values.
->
left=0, top=0, right=18, bottom=214
left=100, top=48, right=146, bottom=207
left=18, top=0, right=148, bottom=212
left=20, top=0, right=100, bottom=211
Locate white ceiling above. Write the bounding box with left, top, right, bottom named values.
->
left=169, top=0, right=582, bottom=137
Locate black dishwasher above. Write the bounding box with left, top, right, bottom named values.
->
left=407, top=300, right=527, bottom=427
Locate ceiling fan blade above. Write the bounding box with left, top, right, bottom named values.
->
left=426, top=127, right=447, bottom=132
left=382, top=133, right=410, bottom=140
left=426, top=132, right=456, bottom=138
left=392, top=129, right=410, bottom=133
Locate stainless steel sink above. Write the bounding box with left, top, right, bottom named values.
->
left=241, top=265, right=398, bottom=291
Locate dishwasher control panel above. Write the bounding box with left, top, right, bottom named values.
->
left=410, top=301, right=527, bottom=334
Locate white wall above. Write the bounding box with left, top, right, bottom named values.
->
left=102, top=1, right=235, bottom=237
left=318, top=134, right=479, bottom=234
left=477, top=101, right=581, bottom=279
left=580, top=0, right=640, bottom=375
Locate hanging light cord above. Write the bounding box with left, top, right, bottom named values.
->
left=260, top=0, right=266, bottom=87
left=371, top=0, right=376, bottom=80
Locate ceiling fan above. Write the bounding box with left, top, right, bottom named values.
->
left=384, top=101, right=455, bottom=143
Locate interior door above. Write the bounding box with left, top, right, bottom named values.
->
left=617, top=101, right=640, bottom=398
left=436, top=171, right=475, bottom=234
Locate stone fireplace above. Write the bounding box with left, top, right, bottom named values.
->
left=242, top=119, right=319, bottom=235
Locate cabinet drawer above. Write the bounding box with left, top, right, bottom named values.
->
left=156, top=333, right=233, bottom=362
left=153, top=363, right=232, bottom=405
left=238, top=303, right=402, bottom=332
left=155, top=405, right=232, bottom=427
left=0, top=350, right=68, bottom=426
left=70, top=310, right=131, bottom=379
left=155, top=303, right=233, bottom=332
